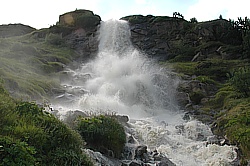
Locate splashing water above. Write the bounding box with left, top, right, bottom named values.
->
left=53, top=19, right=237, bottom=165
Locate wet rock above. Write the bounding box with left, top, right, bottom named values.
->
left=183, top=113, right=191, bottom=121
left=158, top=157, right=176, bottom=166
left=206, top=135, right=230, bottom=146
left=63, top=110, right=88, bottom=128
left=85, top=149, right=122, bottom=166
left=176, top=92, right=189, bottom=109
left=127, top=135, right=136, bottom=144
left=135, top=145, right=147, bottom=159
left=123, top=145, right=134, bottom=160
left=129, top=160, right=143, bottom=166
left=116, top=115, right=129, bottom=123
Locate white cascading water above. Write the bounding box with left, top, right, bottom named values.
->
left=53, top=19, right=238, bottom=165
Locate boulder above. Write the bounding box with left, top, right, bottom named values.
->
left=59, top=9, right=101, bottom=30
left=134, top=145, right=147, bottom=159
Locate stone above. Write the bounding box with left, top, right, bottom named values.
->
left=127, top=135, right=136, bottom=144
left=116, top=115, right=129, bottom=123
left=135, top=145, right=147, bottom=159
left=158, top=157, right=176, bottom=166
left=59, top=9, right=101, bottom=29
left=129, top=160, right=143, bottom=166
left=121, top=15, right=242, bottom=61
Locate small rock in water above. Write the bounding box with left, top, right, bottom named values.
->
left=116, top=115, right=129, bottom=123
left=183, top=113, right=191, bottom=121
left=135, top=145, right=147, bottom=159
left=127, top=135, right=136, bottom=144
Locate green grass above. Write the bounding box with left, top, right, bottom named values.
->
left=169, top=59, right=246, bottom=81
left=0, top=32, right=77, bottom=101
left=213, top=97, right=250, bottom=163
left=0, top=84, right=93, bottom=165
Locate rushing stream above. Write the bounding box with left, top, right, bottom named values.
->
left=52, top=19, right=238, bottom=165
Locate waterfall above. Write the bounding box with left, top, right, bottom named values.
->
left=53, top=19, right=238, bottom=165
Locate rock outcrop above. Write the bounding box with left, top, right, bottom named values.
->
left=121, top=15, right=243, bottom=61
left=31, top=9, right=102, bottom=62
left=58, top=10, right=101, bottom=61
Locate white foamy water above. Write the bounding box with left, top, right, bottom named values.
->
left=53, top=19, right=237, bottom=165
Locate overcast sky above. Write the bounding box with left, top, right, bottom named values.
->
left=0, top=0, right=249, bottom=29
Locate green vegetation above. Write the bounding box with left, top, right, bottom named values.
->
left=0, top=83, right=93, bottom=165
left=0, top=29, right=77, bottom=101
left=167, top=47, right=250, bottom=164
left=190, top=17, right=198, bottom=23
left=171, top=59, right=246, bottom=81
left=212, top=90, right=250, bottom=164
left=75, top=13, right=100, bottom=29
left=227, top=66, right=250, bottom=97
left=1, top=10, right=250, bottom=165
left=77, top=115, right=126, bottom=158
left=0, top=136, right=36, bottom=166
left=164, top=16, right=250, bottom=162
left=189, top=90, right=206, bottom=105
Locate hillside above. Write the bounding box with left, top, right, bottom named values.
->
left=0, top=9, right=250, bottom=164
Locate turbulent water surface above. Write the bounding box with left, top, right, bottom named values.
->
left=52, top=19, right=237, bottom=166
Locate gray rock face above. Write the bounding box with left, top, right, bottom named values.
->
left=121, top=15, right=242, bottom=61
left=64, top=27, right=99, bottom=60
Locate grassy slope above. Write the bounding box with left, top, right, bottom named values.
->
left=0, top=31, right=77, bottom=101
left=0, top=82, right=93, bottom=165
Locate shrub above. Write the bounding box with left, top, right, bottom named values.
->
left=227, top=66, right=250, bottom=97
left=190, top=17, right=198, bottom=23
left=77, top=115, right=126, bottom=158
left=0, top=136, right=36, bottom=166
left=14, top=102, right=92, bottom=165
left=242, top=24, right=250, bottom=58
left=0, top=97, right=93, bottom=165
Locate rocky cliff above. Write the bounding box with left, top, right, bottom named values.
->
left=31, top=9, right=101, bottom=62
left=46, top=10, right=244, bottom=63
left=121, top=15, right=243, bottom=61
